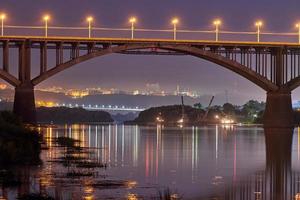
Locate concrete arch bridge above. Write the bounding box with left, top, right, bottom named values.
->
left=0, top=36, right=299, bottom=127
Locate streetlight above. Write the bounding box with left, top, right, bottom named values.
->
left=129, top=17, right=136, bottom=39
left=296, top=23, right=300, bottom=44
left=43, top=15, right=50, bottom=37
left=0, top=13, right=6, bottom=36
left=171, top=18, right=179, bottom=40
left=86, top=16, right=93, bottom=38
left=255, top=20, right=263, bottom=42
left=213, top=19, right=221, bottom=42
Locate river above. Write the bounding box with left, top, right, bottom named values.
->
left=1, top=124, right=299, bottom=199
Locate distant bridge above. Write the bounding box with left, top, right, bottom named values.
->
left=56, top=103, right=145, bottom=112
left=0, top=22, right=300, bottom=127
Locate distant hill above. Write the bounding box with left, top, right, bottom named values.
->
left=0, top=88, right=265, bottom=108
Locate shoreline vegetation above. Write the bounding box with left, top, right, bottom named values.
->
left=2, top=99, right=300, bottom=127
left=127, top=100, right=300, bottom=126
left=0, top=111, right=46, bottom=199
left=0, top=111, right=42, bottom=165
left=29, top=100, right=300, bottom=125
left=127, top=100, right=266, bottom=125
left=37, top=107, right=114, bottom=124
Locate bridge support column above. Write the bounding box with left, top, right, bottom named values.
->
left=13, top=82, right=36, bottom=124
left=264, top=90, right=294, bottom=128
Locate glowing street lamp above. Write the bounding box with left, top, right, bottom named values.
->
left=255, top=21, right=263, bottom=42
left=296, top=23, right=300, bottom=44
left=43, top=15, right=50, bottom=37
left=129, top=17, right=136, bottom=39
left=213, top=19, right=221, bottom=42
left=86, top=16, right=93, bottom=38
left=0, top=13, right=6, bottom=36
left=171, top=18, right=179, bottom=40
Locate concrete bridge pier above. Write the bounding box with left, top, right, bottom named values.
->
left=13, top=82, right=36, bottom=124
left=263, top=89, right=294, bottom=128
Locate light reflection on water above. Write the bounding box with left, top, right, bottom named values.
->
left=3, top=125, right=300, bottom=199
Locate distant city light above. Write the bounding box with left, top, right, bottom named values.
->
left=221, top=118, right=234, bottom=124
left=177, top=118, right=184, bottom=124
left=156, top=116, right=164, bottom=123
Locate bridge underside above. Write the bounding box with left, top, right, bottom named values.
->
left=0, top=37, right=299, bottom=127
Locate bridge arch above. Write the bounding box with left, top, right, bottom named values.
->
left=286, top=76, right=300, bottom=91
left=31, top=44, right=278, bottom=92
left=0, top=70, right=21, bottom=87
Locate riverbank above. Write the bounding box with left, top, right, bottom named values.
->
left=37, top=107, right=114, bottom=124
left=0, top=111, right=42, bottom=165
left=0, top=111, right=45, bottom=199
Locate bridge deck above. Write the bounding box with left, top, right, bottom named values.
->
left=1, top=36, right=300, bottom=48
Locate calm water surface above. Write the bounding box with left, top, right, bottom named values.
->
left=2, top=124, right=300, bottom=199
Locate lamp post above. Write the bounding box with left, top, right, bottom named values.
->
left=296, top=23, right=300, bottom=44
left=86, top=16, right=93, bottom=38
left=213, top=19, right=221, bottom=42
left=171, top=18, right=179, bottom=40
left=43, top=15, right=50, bottom=37
left=129, top=17, right=136, bottom=39
left=255, top=21, right=263, bottom=42
left=1, top=14, right=6, bottom=36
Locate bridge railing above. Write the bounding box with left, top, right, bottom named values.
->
left=1, top=21, right=300, bottom=43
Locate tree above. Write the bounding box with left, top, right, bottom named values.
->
left=242, top=100, right=265, bottom=116
left=223, top=103, right=236, bottom=115
left=194, top=103, right=202, bottom=109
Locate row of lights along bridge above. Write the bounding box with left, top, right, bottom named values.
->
left=1, top=13, right=300, bottom=43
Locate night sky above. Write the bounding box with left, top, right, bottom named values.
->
left=2, top=0, right=300, bottom=103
